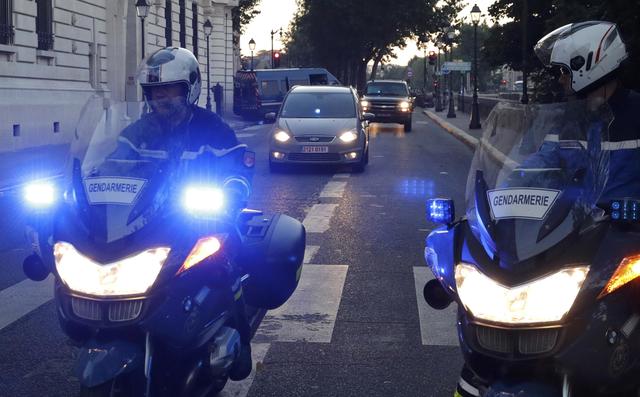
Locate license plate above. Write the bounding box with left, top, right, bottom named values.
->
left=302, top=146, right=329, bottom=153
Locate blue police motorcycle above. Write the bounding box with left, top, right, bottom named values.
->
left=423, top=100, right=640, bottom=396
left=22, top=97, right=305, bottom=396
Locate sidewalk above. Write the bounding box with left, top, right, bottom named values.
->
left=422, top=107, right=486, bottom=149
left=222, top=112, right=259, bottom=131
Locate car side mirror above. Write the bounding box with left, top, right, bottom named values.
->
left=362, top=112, right=375, bottom=121
left=426, top=198, right=455, bottom=225
left=264, top=112, right=277, bottom=122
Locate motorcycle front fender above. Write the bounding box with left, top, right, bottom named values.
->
left=75, top=339, right=143, bottom=388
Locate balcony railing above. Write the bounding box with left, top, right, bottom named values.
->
left=0, top=22, right=13, bottom=45
left=37, top=31, right=54, bottom=50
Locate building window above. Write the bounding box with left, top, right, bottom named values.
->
left=0, top=0, right=14, bottom=45
left=191, top=2, right=198, bottom=58
left=179, top=0, right=185, bottom=48
left=164, top=0, right=172, bottom=47
left=36, top=0, right=53, bottom=50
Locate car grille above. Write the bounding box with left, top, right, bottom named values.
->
left=367, top=101, right=400, bottom=113
left=287, top=153, right=341, bottom=162
left=476, top=325, right=559, bottom=355
left=71, top=297, right=144, bottom=322
left=295, top=136, right=335, bottom=143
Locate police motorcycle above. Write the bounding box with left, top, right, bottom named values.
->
left=423, top=99, right=640, bottom=396
left=22, top=96, right=305, bottom=396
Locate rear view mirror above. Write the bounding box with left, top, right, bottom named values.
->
left=426, top=198, right=455, bottom=225
left=362, top=112, right=375, bottom=121
left=264, top=112, right=277, bottom=122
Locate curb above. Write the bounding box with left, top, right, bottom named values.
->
left=424, top=110, right=519, bottom=169
left=423, top=110, right=478, bottom=149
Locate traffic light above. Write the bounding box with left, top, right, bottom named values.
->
left=428, top=51, right=437, bottom=65
left=273, top=51, right=281, bottom=68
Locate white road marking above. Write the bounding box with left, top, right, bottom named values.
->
left=240, top=124, right=265, bottom=131
left=440, top=171, right=449, bottom=175
left=413, top=266, right=459, bottom=346
left=255, top=265, right=348, bottom=343
left=303, top=245, right=320, bottom=264
left=236, top=133, right=256, bottom=138
left=417, top=121, right=430, bottom=124
left=302, top=204, right=339, bottom=233
left=0, top=275, right=54, bottom=331
left=360, top=194, right=376, bottom=198
left=220, top=342, right=270, bottom=397
left=320, top=181, right=347, bottom=198
left=333, top=173, right=351, bottom=178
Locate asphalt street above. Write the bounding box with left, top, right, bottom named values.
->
left=0, top=108, right=474, bottom=397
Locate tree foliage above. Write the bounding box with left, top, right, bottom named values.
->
left=284, top=0, right=454, bottom=90
left=232, top=0, right=261, bottom=34
left=482, top=0, right=640, bottom=92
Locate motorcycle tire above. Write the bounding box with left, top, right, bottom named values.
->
left=79, top=381, right=117, bottom=397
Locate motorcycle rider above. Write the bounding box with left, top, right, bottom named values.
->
left=121, top=46, right=254, bottom=381
left=455, top=21, right=640, bottom=397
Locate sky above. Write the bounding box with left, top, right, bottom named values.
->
left=240, top=0, right=499, bottom=66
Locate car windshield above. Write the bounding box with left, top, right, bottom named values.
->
left=280, top=92, right=356, bottom=118
left=365, top=83, right=408, bottom=96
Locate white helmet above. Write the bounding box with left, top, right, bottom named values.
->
left=534, top=21, right=628, bottom=95
left=136, top=47, right=202, bottom=105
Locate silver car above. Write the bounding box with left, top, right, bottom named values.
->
left=266, top=86, right=373, bottom=172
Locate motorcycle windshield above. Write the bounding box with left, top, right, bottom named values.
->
left=465, top=99, right=612, bottom=265
left=67, top=96, right=246, bottom=244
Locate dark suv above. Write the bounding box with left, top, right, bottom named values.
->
left=360, top=80, right=414, bottom=132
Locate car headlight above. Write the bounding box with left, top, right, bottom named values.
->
left=274, top=130, right=291, bottom=143
left=339, top=130, right=358, bottom=143
left=183, top=185, right=225, bottom=215
left=399, top=101, right=410, bottom=111
left=455, top=263, right=589, bottom=324
left=24, top=181, right=56, bottom=207
left=54, top=242, right=170, bottom=297
left=360, top=100, right=369, bottom=108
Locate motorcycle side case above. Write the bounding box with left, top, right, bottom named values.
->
left=236, top=213, right=306, bottom=310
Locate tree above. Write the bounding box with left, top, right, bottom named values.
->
left=481, top=0, right=640, bottom=97
left=283, top=0, right=448, bottom=90
left=232, top=0, right=261, bottom=34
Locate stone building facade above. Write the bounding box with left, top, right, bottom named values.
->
left=0, top=0, right=238, bottom=154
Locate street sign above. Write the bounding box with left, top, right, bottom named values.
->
left=442, top=61, right=471, bottom=72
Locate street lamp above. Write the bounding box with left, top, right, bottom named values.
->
left=135, top=0, right=149, bottom=59
left=469, top=4, right=482, bottom=130
left=270, top=28, right=282, bottom=69
left=248, top=38, right=256, bottom=71
left=435, top=45, right=443, bottom=112
left=446, top=28, right=456, bottom=118
left=204, top=19, right=213, bottom=111
left=521, top=0, right=529, bottom=104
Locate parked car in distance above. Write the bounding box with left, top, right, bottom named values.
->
left=267, top=86, right=371, bottom=173
left=233, top=68, right=341, bottom=120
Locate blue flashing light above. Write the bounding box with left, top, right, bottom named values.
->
left=314, top=108, right=321, bottom=115
left=612, top=211, right=621, bottom=220
left=612, top=201, right=621, bottom=210
left=426, top=198, right=455, bottom=225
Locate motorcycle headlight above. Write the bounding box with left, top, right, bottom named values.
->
left=24, top=181, right=56, bottom=207
left=183, top=185, right=225, bottom=215
left=274, top=130, right=291, bottom=143
left=54, top=242, right=170, bottom=297
left=339, top=130, right=358, bottom=143
left=455, top=263, right=589, bottom=325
